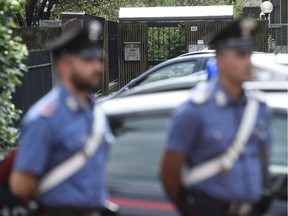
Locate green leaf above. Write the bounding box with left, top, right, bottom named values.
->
left=0, top=0, right=27, bottom=149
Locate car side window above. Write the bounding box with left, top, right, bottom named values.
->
left=270, top=111, right=287, bottom=166
left=107, top=113, right=170, bottom=189
left=138, top=61, right=196, bottom=86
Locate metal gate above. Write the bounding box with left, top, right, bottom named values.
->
left=185, top=20, right=268, bottom=53
left=148, top=23, right=186, bottom=67
left=268, top=24, right=288, bottom=53
left=118, top=23, right=148, bottom=87
left=118, top=20, right=269, bottom=89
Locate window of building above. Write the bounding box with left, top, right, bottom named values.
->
left=270, top=0, right=281, bottom=24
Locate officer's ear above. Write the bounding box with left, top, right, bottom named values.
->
left=54, top=53, right=71, bottom=78
left=215, top=50, right=228, bottom=74
left=215, top=51, right=222, bottom=63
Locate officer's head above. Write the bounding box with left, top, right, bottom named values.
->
left=48, top=21, right=103, bottom=92
left=211, top=18, right=258, bottom=85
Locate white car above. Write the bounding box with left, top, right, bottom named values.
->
left=101, top=89, right=288, bottom=216
left=104, top=51, right=287, bottom=100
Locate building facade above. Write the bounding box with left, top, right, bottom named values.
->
left=241, top=0, right=287, bottom=53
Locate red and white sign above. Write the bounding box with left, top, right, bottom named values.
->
left=124, top=42, right=140, bottom=61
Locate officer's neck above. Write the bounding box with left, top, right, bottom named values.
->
left=219, top=77, right=243, bottom=101
left=63, top=81, right=88, bottom=108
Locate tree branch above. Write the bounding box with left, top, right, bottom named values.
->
left=34, top=0, right=48, bottom=26
left=25, top=0, right=38, bottom=26
left=44, top=0, right=55, bottom=20
left=15, top=13, right=26, bottom=27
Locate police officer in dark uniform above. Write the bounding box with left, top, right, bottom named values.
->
left=159, top=18, right=272, bottom=216
left=10, top=22, right=117, bottom=216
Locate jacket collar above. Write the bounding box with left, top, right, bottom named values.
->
left=213, top=79, right=247, bottom=107
left=59, top=84, right=93, bottom=112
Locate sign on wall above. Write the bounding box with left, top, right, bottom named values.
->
left=39, top=20, right=61, bottom=27
left=188, top=44, right=206, bottom=52
left=191, top=26, right=198, bottom=32
left=124, top=42, right=140, bottom=61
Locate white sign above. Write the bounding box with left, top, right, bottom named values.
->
left=124, top=42, right=140, bottom=61
left=188, top=44, right=207, bottom=52
left=39, top=20, right=61, bottom=27
left=191, top=26, right=198, bottom=32
left=197, top=40, right=204, bottom=45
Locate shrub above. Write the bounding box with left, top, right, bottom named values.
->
left=0, top=0, right=28, bottom=149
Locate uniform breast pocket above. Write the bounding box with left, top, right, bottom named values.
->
left=201, top=123, right=230, bottom=155
left=58, top=125, right=87, bottom=153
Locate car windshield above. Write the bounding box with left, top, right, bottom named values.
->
left=138, top=61, right=196, bottom=86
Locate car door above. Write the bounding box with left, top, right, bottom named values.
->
left=107, top=111, right=177, bottom=216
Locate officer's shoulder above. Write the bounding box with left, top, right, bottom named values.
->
left=189, top=82, right=213, bottom=104
left=23, top=88, right=61, bottom=124
left=245, top=90, right=267, bottom=104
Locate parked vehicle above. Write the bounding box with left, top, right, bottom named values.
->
left=101, top=90, right=288, bottom=216
left=111, top=57, right=288, bottom=99
left=106, top=51, right=287, bottom=99
left=177, top=49, right=215, bottom=57
left=108, top=52, right=214, bottom=98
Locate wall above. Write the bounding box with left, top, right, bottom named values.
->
left=14, top=27, right=61, bottom=51
left=118, top=22, right=148, bottom=88
left=12, top=27, right=61, bottom=115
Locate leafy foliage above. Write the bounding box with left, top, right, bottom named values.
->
left=148, top=27, right=186, bottom=61
left=52, top=0, right=147, bottom=22
left=268, top=34, right=277, bottom=53
left=15, top=0, right=58, bottom=26
left=51, top=0, right=243, bottom=62
left=0, top=0, right=28, bottom=149
left=20, top=0, right=243, bottom=26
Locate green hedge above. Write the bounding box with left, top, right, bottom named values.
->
left=0, top=0, right=28, bottom=149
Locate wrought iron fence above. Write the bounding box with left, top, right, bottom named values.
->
left=268, top=24, right=288, bottom=53
left=148, top=23, right=186, bottom=67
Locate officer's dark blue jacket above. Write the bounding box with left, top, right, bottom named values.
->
left=14, top=85, right=113, bottom=208
left=167, top=79, right=272, bottom=202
